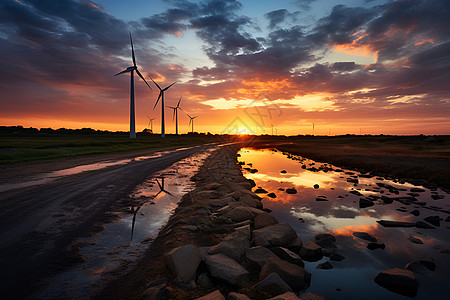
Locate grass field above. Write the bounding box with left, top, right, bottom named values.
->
left=0, top=134, right=220, bottom=164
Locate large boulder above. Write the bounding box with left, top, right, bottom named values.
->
left=352, top=231, right=377, bottom=242
left=299, top=240, right=323, bottom=262
left=245, top=246, right=279, bottom=270
left=271, top=247, right=304, bottom=267
left=227, top=293, right=251, bottom=300
left=298, top=293, right=325, bottom=300
left=259, top=258, right=311, bottom=291
left=165, top=244, right=202, bottom=282
left=209, top=196, right=235, bottom=208
left=205, top=254, right=250, bottom=287
left=268, top=292, right=300, bottom=299
left=285, top=236, right=303, bottom=253
left=253, top=272, right=292, bottom=297
left=254, top=212, right=279, bottom=229
left=314, top=233, right=336, bottom=249
left=208, top=236, right=250, bottom=261
left=405, top=259, right=436, bottom=274
left=252, top=223, right=297, bottom=247
left=239, top=194, right=263, bottom=208
left=226, top=207, right=265, bottom=222
left=374, top=268, right=419, bottom=297
left=194, top=290, right=225, bottom=300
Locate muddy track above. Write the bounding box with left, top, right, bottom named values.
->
left=0, top=144, right=216, bottom=299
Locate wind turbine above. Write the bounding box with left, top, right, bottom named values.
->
left=146, top=114, right=157, bottom=133
left=150, top=78, right=176, bottom=138
left=271, top=124, right=274, bottom=136
left=312, top=122, right=315, bottom=135
left=187, top=114, right=198, bottom=133
left=115, top=33, right=153, bottom=139
left=167, top=96, right=183, bottom=135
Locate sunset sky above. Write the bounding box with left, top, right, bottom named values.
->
left=0, top=0, right=449, bottom=135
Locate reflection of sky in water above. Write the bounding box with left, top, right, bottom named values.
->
left=39, top=147, right=218, bottom=298
left=239, top=148, right=450, bottom=300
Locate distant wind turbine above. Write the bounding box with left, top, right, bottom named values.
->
left=146, top=114, right=157, bottom=133
left=271, top=124, right=274, bottom=136
left=312, top=122, right=315, bottom=135
left=150, top=78, right=176, bottom=138
left=115, top=33, right=153, bottom=139
left=167, top=96, right=183, bottom=135
left=187, top=114, right=198, bottom=133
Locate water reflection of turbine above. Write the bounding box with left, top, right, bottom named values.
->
left=130, top=205, right=141, bottom=241
left=155, top=177, right=174, bottom=197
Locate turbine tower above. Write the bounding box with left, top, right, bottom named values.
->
left=167, top=96, right=183, bottom=135
left=271, top=124, right=274, bottom=135
left=150, top=78, right=176, bottom=138
left=146, top=114, right=157, bottom=133
left=312, top=122, right=315, bottom=135
left=115, top=33, right=153, bottom=139
left=187, top=114, right=198, bottom=133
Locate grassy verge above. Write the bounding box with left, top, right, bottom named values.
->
left=0, top=134, right=220, bottom=164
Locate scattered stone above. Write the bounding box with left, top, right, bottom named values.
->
left=197, top=273, right=212, bottom=287
left=406, top=259, right=436, bottom=274
left=254, top=212, right=279, bottom=229
left=285, top=188, right=297, bottom=194
left=204, top=254, right=250, bottom=287
left=374, top=268, right=419, bottom=298
left=347, top=178, right=359, bottom=184
left=259, top=258, right=311, bottom=291
left=165, top=244, right=202, bottom=282
left=194, top=290, right=225, bottom=300
left=418, top=259, right=436, bottom=271
left=407, top=235, right=423, bottom=244
left=313, top=184, right=319, bottom=189
left=410, top=210, right=420, bottom=216
left=142, top=280, right=168, bottom=300
left=316, top=261, right=333, bottom=269
left=431, top=194, right=444, bottom=200
left=381, top=196, right=393, bottom=204
left=268, top=291, right=301, bottom=300
left=225, top=207, right=265, bottom=222
left=350, top=190, right=363, bottom=196
left=359, top=198, right=374, bottom=208
left=271, top=247, right=304, bottom=267
left=267, top=192, right=277, bottom=198
left=298, top=292, right=325, bottom=300
left=415, top=221, right=435, bottom=229
left=281, top=170, right=287, bottom=174
left=278, top=188, right=285, bottom=191
left=315, top=196, right=328, bottom=201
left=299, top=240, right=323, bottom=262
left=245, top=246, right=279, bottom=270
left=367, top=243, right=385, bottom=250
left=314, top=233, right=336, bottom=249
left=208, top=234, right=250, bottom=261
left=352, top=231, right=377, bottom=242
left=252, top=223, right=297, bottom=247
left=376, top=220, right=416, bottom=227
left=410, top=187, right=425, bottom=193
left=330, top=253, right=345, bottom=261
left=253, top=272, right=293, bottom=297
left=254, top=187, right=268, bottom=194
left=424, top=215, right=440, bottom=227
left=227, top=292, right=251, bottom=300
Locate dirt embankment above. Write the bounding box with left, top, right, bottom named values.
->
left=97, top=144, right=319, bottom=300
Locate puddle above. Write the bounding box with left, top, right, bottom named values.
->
left=239, top=148, right=450, bottom=300
left=0, top=147, right=201, bottom=193
left=37, top=146, right=219, bottom=298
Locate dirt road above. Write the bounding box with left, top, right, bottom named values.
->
left=0, top=144, right=216, bottom=299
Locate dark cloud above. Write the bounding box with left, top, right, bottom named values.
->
left=293, top=0, right=317, bottom=10
left=265, top=9, right=289, bottom=29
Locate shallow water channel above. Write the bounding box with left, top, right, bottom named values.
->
left=239, top=148, right=450, bottom=300
left=38, top=146, right=219, bottom=298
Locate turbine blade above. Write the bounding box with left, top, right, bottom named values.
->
left=130, top=32, right=136, bottom=67
left=164, top=189, right=173, bottom=196
left=136, top=69, right=153, bottom=91
left=187, top=113, right=192, bottom=119
left=189, top=119, right=192, bottom=126
left=167, top=106, right=176, bottom=109
left=114, top=68, right=132, bottom=76
left=153, top=92, right=162, bottom=110
left=149, top=76, right=162, bottom=91
left=193, top=116, right=198, bottom=119
left=146, top=114, right=150, bottom=119
left=177, top=96, right=182, bottom=108
left=172, top=109, right=176, bottom=121
left=163, top=81, right=176, bottom=91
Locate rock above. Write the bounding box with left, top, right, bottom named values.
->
left=271, top=247, right=304, bottom=267
left=210, top=196, right=235, bottom=208
left=235, top=224, right=251, bottom=240
left=253, top=235, right=270, bottom=247
left=205, top=254, right=250, bottom=287
left=253, top=272, right=293, bottom=297
left=197, top=273, right=212, bottom=287
left=142, top=281, right=168, bottom=300
left=313, top=184, right=319, bottom=189
left=315, top=196, right=328, bottom=201
left=407, top=235, right=423, bottom=244
left=374, top=268, right=419, bottom=298
left=165, top=244, right=202, bottom=282
left=298, top=292, right=325, bottom=300
left=259, top=258, right=311, bottom=291
left=406, top=259, right=436, bottom=274
left=415, top=221, right=435, bottom=229
left=314, top=233, right=336, bottom=249
left=367, top=242, right=385, bottom=250
left=419, top=259, right=436, bottom=271
left=285, top=188, right=297, bottom=194
left=330, top=253, right=345, bottom=261
left=376, top=220, right=416, bottom=227
left=424, top=215, right=440, bottom=227
left=316, top=261, right=333, bottom=269
left=239, top=194, right=263, bottom=208
left=281, top=170, right=287, bottom=174
left=245, top=246, right=279, bottom=270
left=268, top=291, right=300, bottom=299
left=299, top=240, right=323, bottom=262
left=254, top=187, right=268, bottom=193
left=410, top=187, right=425, bottom=192
left=285, top=236, right=304, bottom=252
left=267, top=192, right=277, bottom=198
left=227, top=292, right=251, bottom=300
left=352, top=231, right=377, bottom=242
left=254, top=212, right=279, bottom=229
left=349, top=190, right=363, bottom=196
left=194, top=290, right=225, bottom=300
left=208, top=235, right=250, bottom=261
left=359, top=198, right=374, bottom=208
left=410, top=210, right=420, bottom=216
left=252, top=223, right=297, bottom=247
left=347, top=177, right=359, bottom=184
left=226, top=207, right=265, bottom=222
